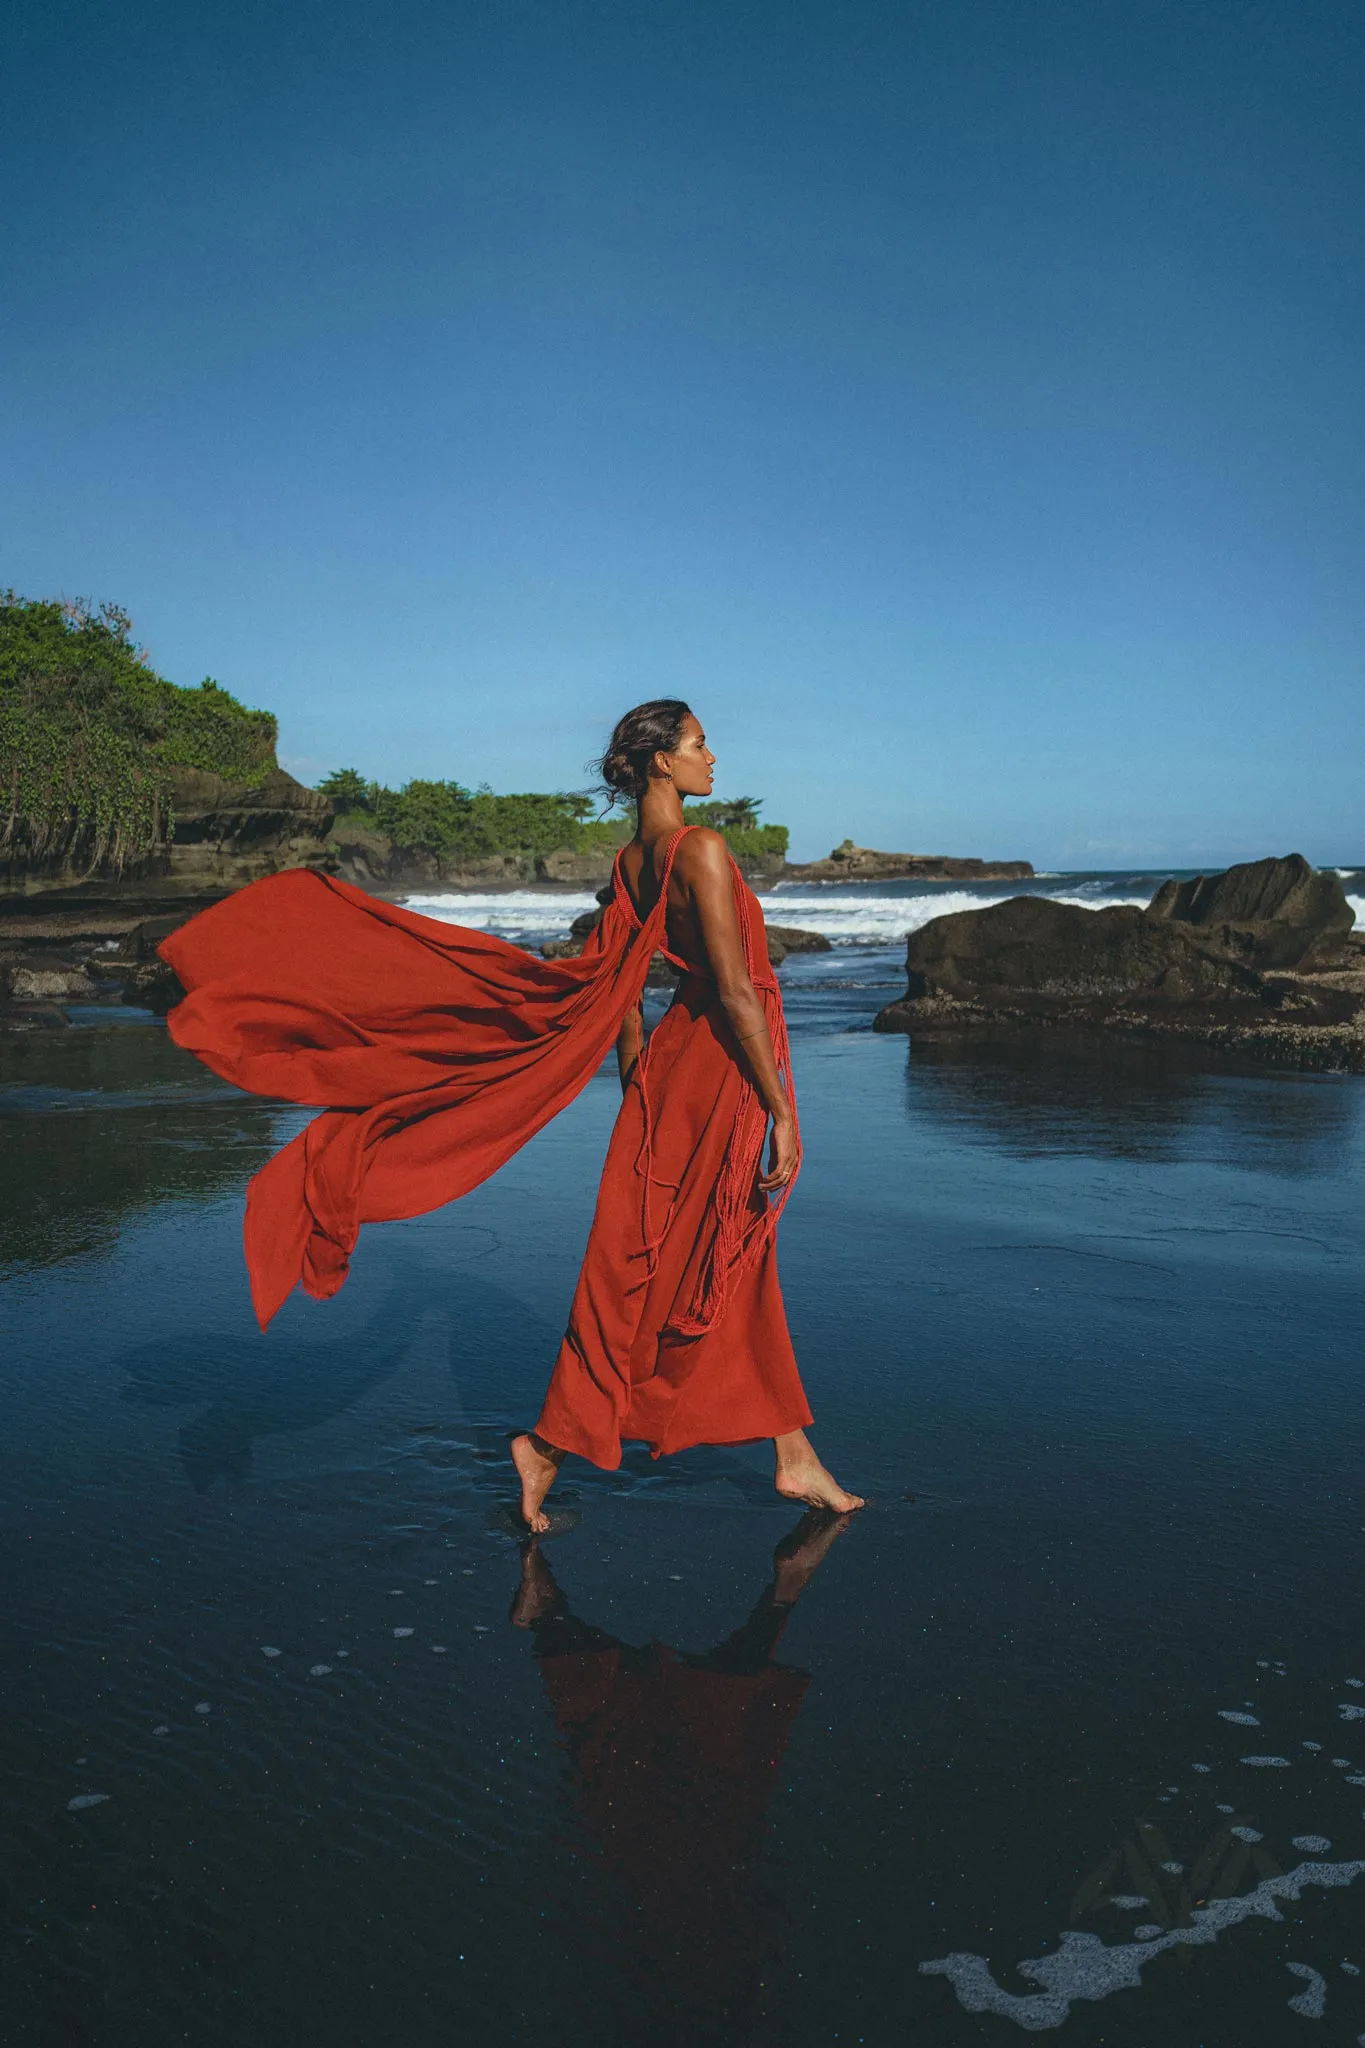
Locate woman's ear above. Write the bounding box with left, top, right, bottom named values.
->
left=651, top=751, right=674, bottom=783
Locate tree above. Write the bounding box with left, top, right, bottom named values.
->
left=683, top=795, right=763, bottom=832
left=1, top=592, right=276, bottom=872
left=317, top=768, right=374, bottom=814
left=373, top=779, right=474, bottom=855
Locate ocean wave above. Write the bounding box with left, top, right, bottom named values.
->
left=404, top=881, right=1362, bottom=947
left=405, top=884, right=1153, bottom=947
left=405, top=890, right=603, bottom=943
left=760, top=887, right=1153, bottom=943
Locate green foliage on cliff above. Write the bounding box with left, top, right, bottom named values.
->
left=0, top=593, right=277, bottom=872
left=716, top=822, right=789, bottom=859
left=319, top=769, right=788, bottom=865
left=683, top=796, right=789, bottom=860
left=320, top=772, right=630, bottom=861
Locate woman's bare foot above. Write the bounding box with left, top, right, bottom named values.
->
left=510, top=1432, right=563, bottom=1533
left=773, top=1429, right=865, bottom=1513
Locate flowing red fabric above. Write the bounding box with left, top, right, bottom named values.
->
left=159, top=839, right=693, bottom=1329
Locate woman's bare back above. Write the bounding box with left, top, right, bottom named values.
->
left=617, top=832, right=708, bottom=970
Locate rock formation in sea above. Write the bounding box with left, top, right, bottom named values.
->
left=1145, top=852, right=1354, bottom=969
left=784, top=839, right=1033, bottom=883
left=874, top=855, right=1365, bottom=1073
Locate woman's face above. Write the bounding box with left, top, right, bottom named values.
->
left=658, top=713, right=715, bottom=798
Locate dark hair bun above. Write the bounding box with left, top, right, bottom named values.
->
left=596, top=699, right=692, bottom=803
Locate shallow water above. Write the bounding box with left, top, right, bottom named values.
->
left=3, top=961, right=1364, bottom=2047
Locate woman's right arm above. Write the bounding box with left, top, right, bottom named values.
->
left=681, top=831, right=797, bottom=1190
left=617, top=1003, right=644, bottom=1093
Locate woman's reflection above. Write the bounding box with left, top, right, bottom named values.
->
left=509, top=1510, right=853, bottom=2039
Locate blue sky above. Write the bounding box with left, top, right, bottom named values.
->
left=3, top=0, right=1361, bottom=865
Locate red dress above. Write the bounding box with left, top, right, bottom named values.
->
left=159, top=826, right=812, bottom=1462
left=537, top=837, right=813, bottom=1465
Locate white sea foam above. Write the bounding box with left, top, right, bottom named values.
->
left=921, top=1858, right=1365, bottom=2031
left=403, top=879, right=1363, bottom=948
left=1285, top=1961, right=1327, bottom=2017
left=404, top=884, right=1155, bottom=948
left=759, top=888, right=1153, bottom=943
left=405, top=889, right=602, bottom=942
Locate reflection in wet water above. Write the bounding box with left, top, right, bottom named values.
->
left=509, top=1511, right=849, bottom=2043
left=0, top=1026, right=281, bottom=1274
left=904, top=1030, right=1362, bottom=1172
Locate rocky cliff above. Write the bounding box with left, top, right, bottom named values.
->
left=0, top=765, right=336, bottom=905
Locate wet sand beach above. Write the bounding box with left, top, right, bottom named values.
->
left=3, top=941, right=1364, bottom=2047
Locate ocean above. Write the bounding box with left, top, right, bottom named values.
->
left=3, top=867, right=1364, bottom=2046
left=407, top=863, right=1365, bottom=949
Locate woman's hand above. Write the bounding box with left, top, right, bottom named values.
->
left=759, top=1109, right=798, bottom=1192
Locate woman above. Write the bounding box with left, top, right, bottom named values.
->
left=158, top=701, right=861, bottom=1527
left=512, top=700, right=862, bottom=1528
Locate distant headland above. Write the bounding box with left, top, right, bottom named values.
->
left=784, top=840, right=1033, bottom=885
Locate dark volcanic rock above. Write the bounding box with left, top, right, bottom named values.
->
left=115, top=916, right=189, bottom=1012
left=116, top=913, right=194, bottom=965
left=1147, top=853, right=1354, bottom=969
left=874, top=867, right=1365, bottom=1073
left=2, top=955, right=98, bottom=1001
left=892, top=897, right=1262, bottom=1010
left=123, top=960, right=186, bottom=1014
left=764, top=924, right=833, bottom=963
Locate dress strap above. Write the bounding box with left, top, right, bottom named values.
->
left=610, top=824, right=695, bottom=943
left=656, top=823, right=695, bottom=896
left=641, top=824, right=696, bottom=972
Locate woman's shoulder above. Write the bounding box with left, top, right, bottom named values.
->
left=674, top=825, right=731, bottom=874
